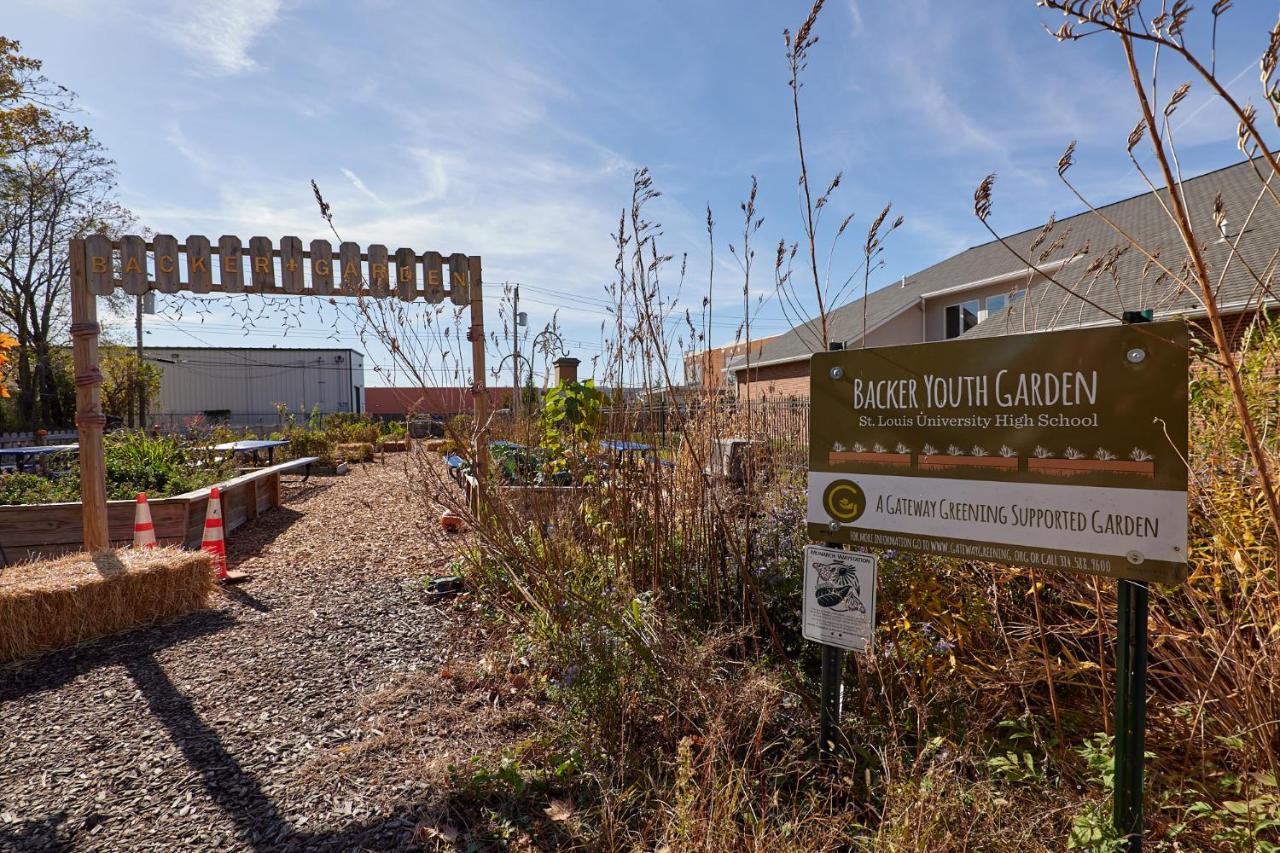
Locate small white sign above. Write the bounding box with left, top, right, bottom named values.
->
left=803, top=545, right=877, bottom=652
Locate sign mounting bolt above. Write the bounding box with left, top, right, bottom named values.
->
left=828, top=521, right=841, bottom=532
left=829, top=366, right=844, bottom=380
left=1126, top=347, right=1146, bottom=364
left=1125, top=550, right=1144, bottom=565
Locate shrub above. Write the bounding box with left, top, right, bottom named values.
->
left=280, top=427, right=335, bottom=466
left=0, top=472, right=66, bottom=505
left=0, top=432, right=233, bottom=505
left=335, top=441, right=374, bottom=463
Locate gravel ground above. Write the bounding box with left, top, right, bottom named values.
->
left=0, top=459, right=506, bottom=852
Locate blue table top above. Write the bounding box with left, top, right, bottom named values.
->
left=601, top=439, right=654, bottom=452
left=211, top=440, right=290, bottom=451
left=0, top=444, right=78, bottom=457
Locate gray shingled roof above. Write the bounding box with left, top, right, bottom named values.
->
left=729, top=157, right=1278, bottom=369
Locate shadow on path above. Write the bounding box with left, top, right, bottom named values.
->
left=0, top=610, right=237, bottom=704
left=122, top=654, right=299, bottom=852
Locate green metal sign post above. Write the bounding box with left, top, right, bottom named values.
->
left=1113, top=578, right=1149, bottom=850
left=1113, top=309, right=1153, bottom=851
left=817, top=338, right=850, bottom=760
left=818, top=541, right=845, bottom=759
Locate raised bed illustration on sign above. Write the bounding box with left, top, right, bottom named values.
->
left=1026, top=446, right=1155, bottom=477
left=828, top=441, right=912, bottom=467
left=916, top=443, right=1018, bottom=471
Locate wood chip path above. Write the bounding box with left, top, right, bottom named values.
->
left=0, top=461, right=503, bottom=852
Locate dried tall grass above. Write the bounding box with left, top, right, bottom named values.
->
left=0, top=547, right=213, bottom=663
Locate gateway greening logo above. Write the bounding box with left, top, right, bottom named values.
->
left=823, top=479, right=866, bottom=523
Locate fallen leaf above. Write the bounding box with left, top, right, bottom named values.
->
left=415, top=822, right=459, bottom=842
left=544, top=797, right=574, bottom=822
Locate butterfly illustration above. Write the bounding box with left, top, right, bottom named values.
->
left=812, top=559, right=865, bottom=614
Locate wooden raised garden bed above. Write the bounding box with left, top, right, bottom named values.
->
left=1026, top=458, right=1154, bottom=477
left=917, top=454, right=1019, bottom=472
left=462, top=473, right=585, bottom=523
left=828, top=450, right=911, bottom=467
left=0, top=458, right=316, bottom=564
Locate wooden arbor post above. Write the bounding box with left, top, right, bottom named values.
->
left=469, top=255, right=489, bottom=483
left=68, top=238, right=110, bottom=551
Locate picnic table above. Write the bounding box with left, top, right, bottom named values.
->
left=210, top=439, right=289, bottom=467
left=0, top=444, right=78, bottom=474
left=600, top=439, right=673, bottom=468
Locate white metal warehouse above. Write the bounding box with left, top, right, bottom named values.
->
left=144, top=347, right=366, bottom=430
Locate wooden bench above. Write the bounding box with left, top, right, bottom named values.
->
left=280, top=455, right=319, bottom=483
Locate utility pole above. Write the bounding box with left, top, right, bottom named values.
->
left=135, top=294, right=144, bottom=429
left=511, top=285, right=527, bottom=420
left=511, top=283, right=520, bottom=420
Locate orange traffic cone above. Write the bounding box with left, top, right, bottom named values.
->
left=133, top=493, right=157, bottom=549
left=202, top=486, right=248, bottom=583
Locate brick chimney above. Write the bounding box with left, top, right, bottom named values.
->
left=554, top=356, right=580, bottom=385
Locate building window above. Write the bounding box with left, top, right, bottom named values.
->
left=984, top=289, right=1025, bottom=318
left=945, top=299, right=981, bottom=339
left=946, top=291, right=1026, bottom=338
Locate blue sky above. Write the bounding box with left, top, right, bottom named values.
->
left=7, top=0, right=1278, bottom=386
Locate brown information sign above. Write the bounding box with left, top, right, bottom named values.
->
left=808, top=322, right=1189, bottom=584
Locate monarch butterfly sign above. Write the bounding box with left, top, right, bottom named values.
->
left=803, top=545, right=877, bottom=652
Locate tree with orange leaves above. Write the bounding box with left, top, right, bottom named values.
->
left=0, top=332, right=15, bottom=398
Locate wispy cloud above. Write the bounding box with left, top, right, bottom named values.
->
left=167, top=0, right=282, bottom=75
left=340, top=168, right=388, bottom=208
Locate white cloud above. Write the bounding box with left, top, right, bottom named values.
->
left=340, top=168, right=387, bottom=208
left=167, top=0, right=282, bottom=75
left=846, top=0, right=864, bottom=35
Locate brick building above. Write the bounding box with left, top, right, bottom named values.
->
left=683, top=334, right=783, bottom=390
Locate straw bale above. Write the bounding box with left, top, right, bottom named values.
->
left=0, top=547, right=213, bottom=663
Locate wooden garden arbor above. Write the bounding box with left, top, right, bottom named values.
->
left=68, top=234, right=488, bottom=550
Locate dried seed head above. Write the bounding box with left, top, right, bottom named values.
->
left=795, top=0, right=826, bottom=49
left=1266, top=18, right=1280, bottom=81
left=974, top=174, right=996, bottom=222
left=1212, top=0, right=1232, bottom=16
left=1031, top=213, right=1057, bottom=252
left=310, top=179, right=332, bottom=224
left=1127, top=117, right=1147, bottom=152
left=865, top=204, right=891, bottom=255
left=1238, top=103, right=1258, bottom=153
left=1038, top=231, right=1070, bottom=264
left=1058, top=141, right=1077, bottom=177
left=1164, top=83, right=1191, bottom=118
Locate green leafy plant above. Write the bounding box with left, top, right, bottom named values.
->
left=1183, top=772, right=1280, bottom=851
left=539, top=379, right=602, bottom=472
